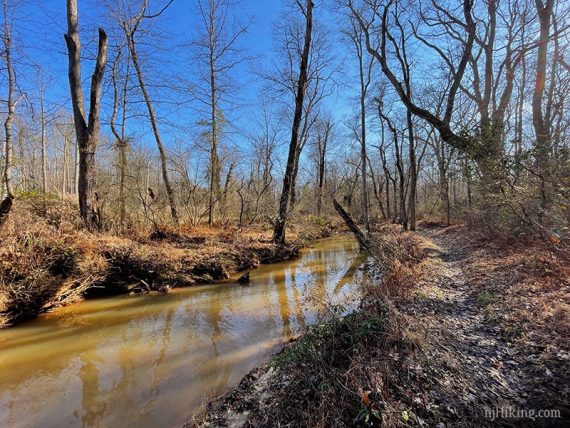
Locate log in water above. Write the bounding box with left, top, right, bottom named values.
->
left=0, top=236, right=365, bottom=428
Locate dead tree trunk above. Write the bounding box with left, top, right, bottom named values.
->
left=64, top=0, right=108, bottom=229
left=333, top=198, right=370, bottom=252
left=273, top=0, right=314, bottom=245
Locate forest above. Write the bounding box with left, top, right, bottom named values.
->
left=0, top=0, right=568, bottom=427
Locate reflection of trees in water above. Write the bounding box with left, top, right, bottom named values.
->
left=312, top=248, right=328, bottom=310
left=274, top=268, right=292, bottom=338
left=99, top=316, right=144, bottom=425
left=204, top=289, right=232, bottom=393
left=290, top=268, right=306, bottom=330
left=332, top=255, right=364, bottom=296
left=78, top=308, right=176, bottom=426
left=142, top=307, right=175, bottom=416
left=79, top=354, right=107, bottom=427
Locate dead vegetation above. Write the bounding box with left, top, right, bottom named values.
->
left=415, top=225, right=570, bottom=418
left=0, top=197, right=341, bottom=328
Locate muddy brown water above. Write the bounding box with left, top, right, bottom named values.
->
left=0, top=236, right=365, bottom=428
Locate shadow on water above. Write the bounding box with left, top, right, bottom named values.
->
left=0, top=235, right=365, bottom=428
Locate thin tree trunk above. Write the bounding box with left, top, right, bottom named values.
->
left=74, top=139, right=79, bottom=195
left=40, top=91, right=47, bottom=196
left=125, top=27, right=179, bottom=225
left=379, top=108, right=407, bottom=229
left=316, top=120, right=330, bottom=216
left=110, top=44, right=130, bottom=232
left=207, top=5, right=220, bottom=227
left=62, top=134, right=68, bottom=197
left=1, top=0, right=17, bottom=227
left=407, top=110, right=417, bottom=230
left=359, top=78, right=369, bottom=232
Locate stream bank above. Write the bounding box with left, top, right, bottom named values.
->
left=0, top=198, right=341, bottom=327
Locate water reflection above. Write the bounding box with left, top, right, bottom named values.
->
left=0, top=235, right=364, bottom=428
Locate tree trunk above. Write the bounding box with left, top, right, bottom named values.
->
left=379, top=108, right=407, bottom=229
left=316, top=148, right=325, bottom=216
left=125, top=27, right=179, bottom=225
left=333, top=198, right=369, bottom=252
left=64, top=0, right=108, bottom=229
left=438, top=164, right=450, bottom=226
left=359, top=86, right=369, bottom=232
left=40, top=92, right=47, bottom=198
left=62, top=134, right=68, bottom=197
left=350, top=18, right=372, bottom=233
left=207, top=11, right=221, bottom=227
left=110, top=43, right=130, bottom=232
left=532, top=0, right=555, bottom=210
left=1, top=0, right=17, bottom=227
left=289, top=150, right=300, bottom=209
left=316, top=120, right=330, bottom=216
left=273, top=0, right=314, bottom=245
left=407, top=110, right=417, bottom=230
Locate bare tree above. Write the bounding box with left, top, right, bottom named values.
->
left=347, top=16, right=373, bottom=232
left=273, top=0, right=314, bottom=245
left=64, top=0, right=108, bottom=229
left=263, top=2, right=337, bottom=211
left=378, top=102, right=407, bottom=229
left=193, top=0, right=250, bottom=226
left=109, top=35, right=131, bottom=232
left=119, top=0, right=179, bottom=224
left=0, top=0, right=22, bottom=227
left=315, top=116, right=333, bottom=216
left=532, top=0, right=555, bottom=208
left=347, top=0, right=483, bottom=175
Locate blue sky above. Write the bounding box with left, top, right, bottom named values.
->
left=4, top=0, right=363, bottom=180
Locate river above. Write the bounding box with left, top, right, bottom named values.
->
left=0, top=235, right=365, bottom=428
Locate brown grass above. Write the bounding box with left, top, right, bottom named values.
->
left=434, top=225, right=570, bottom=350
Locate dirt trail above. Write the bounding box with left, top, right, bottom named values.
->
left=408, top=227, right=566, bottom=427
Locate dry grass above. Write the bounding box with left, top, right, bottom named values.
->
left=197, top=222, right=570, bottom=427
left=0, top=197, right=340, bottom=328
left=365, top=224, right=427, bottom=299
